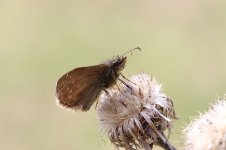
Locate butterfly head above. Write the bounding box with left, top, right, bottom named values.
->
left=106, top=56, right=126, bottom=75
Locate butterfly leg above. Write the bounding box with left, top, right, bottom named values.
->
left=120, top=73, right=137, bottom=86
left=118, top=77, right=133, bottom=90
left=94, top=88, right=117, bottom=111
left=101, top=88, right=117, bottom=111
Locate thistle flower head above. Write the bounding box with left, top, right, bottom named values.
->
left=97, top=74, right=176, bottom=150
left=184, top=95, right=226, bottom=150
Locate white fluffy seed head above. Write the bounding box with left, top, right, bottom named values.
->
left=184, top=95, right=226, bottom=150
left=97, top=73, right=176, bottom=150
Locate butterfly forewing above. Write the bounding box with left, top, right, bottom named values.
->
left=56, top=64, right=109, bottom=111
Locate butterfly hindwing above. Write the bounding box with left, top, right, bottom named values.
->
left=56, top=64, right=109, bottom=111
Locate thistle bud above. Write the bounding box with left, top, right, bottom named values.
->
left=97, top=74, right=176, bottom=150
left=184, top=95, right=226, bottom=150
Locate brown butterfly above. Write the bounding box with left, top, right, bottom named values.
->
left=56, top=47, right=140, bottom=111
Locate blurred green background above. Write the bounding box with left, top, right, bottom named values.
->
left=1, top=0, right=226, bottom=150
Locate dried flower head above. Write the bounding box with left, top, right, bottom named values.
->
left=97, top=73, right=176, bottom=150
left=184, top=95, right=226, bottom=150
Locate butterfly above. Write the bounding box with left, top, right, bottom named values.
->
left=56, top=47, right=140, bottom=111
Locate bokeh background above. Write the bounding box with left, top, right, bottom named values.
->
left=1, top=0, right=226, bottom=150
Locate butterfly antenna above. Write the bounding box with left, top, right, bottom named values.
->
left=121, top=47, right=141, bottom=56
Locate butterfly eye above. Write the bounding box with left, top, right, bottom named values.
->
left=103, top=83, right=108, bottom=88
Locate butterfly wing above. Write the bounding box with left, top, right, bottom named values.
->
left=56, top=64, right=109, bottom=111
